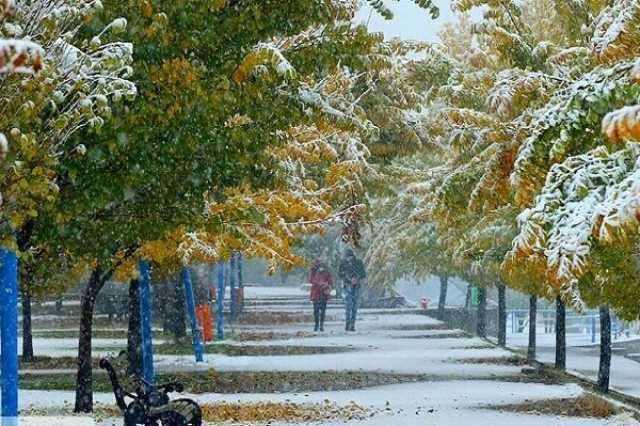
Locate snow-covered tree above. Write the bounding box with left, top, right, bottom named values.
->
left=0, top=0, right=135, bottom=245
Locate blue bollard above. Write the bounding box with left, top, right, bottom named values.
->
left=0, top=248, right=18, bottom=426
left=138, top=260, right=155, bottom=385
left=229, top=254, right=237, bottom=321
left=216, top=262, right=225, bottom=340
left=182, top=267, right=204, bottom=362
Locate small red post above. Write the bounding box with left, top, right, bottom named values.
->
left=195, top=304, right=214, bottom=342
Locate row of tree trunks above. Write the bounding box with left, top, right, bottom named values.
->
left=460, top=285, right=505, bottom=343
left=526, top=295, right=611, bottom=392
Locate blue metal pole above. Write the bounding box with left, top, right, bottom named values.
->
left=138, top=260, right=155, bottom=385
left=216, top=261, right=225, bottom=340
left=182, top=267, right=204, bottom=362
left=591, top=313, right=596, bottom=344
left=1, top=248, right=18, bottom=426
left=229, top=254, right=237, bottom=321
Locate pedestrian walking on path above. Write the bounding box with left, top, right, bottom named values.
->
left=309, top=256, right=333, bottom=332
left=339, top=248, right=366, bottom=332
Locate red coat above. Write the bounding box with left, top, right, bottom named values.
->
left=309, top=265, right=333, bottom=302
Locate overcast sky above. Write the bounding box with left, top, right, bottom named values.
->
left=354, top=0, right=471, bottom=42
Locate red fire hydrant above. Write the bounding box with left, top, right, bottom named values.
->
left=421, top=298, right=429, bottom=311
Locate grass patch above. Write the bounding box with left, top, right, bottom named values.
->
left=228, top=330, right=316, bottom=342
left=381, top=323, right=449, bottom=331
left=31, top=329, right=127, bottom=339
left=20, top=356, right=100, bottom=370
left=30, top=329, right=174, bottom=340
left=488, top=394, right=619, bottom=418
left=201, top=401, right=367, bottom=423
left=20, top=368, right=565, bottom=394
left=153, top=343, right=353, bottom=356
left=448, top=356, right=530, bottom=367
left=392, top=332, right=468, bottom=339
left=237, top=312, right=333, bottom=325
left=486, top=366, right=566, bottom=385
left=20, top=370, right=437, bottom=394
left=94, top=343, right=353, bottom=357
left=23, top=401, right=369, bottom=424
left=459, top=344, right=494, bottom=350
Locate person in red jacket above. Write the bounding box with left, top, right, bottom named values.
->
left=309, top=257, right=333, bottom=332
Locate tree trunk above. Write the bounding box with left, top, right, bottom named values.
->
left=127, top=279, right=142, bottom=377
left=17, top=220, right=36, bottom=363
left=237, top=253, right=244, bottom=312
left=74, top=268, right=108, bottom=413
left=598, top=306, right=611, bottom=392
left=437, top=275, right=448, bottom=320
left=497, top=284, right=507, bottom=347
left=528, top=294, right=537, bottom=363
left=555, top=296, right=566, bottom=370
left=20, top=286, right=34, bottom=362
left=477, top=287, right=487, bottom=338
left=465, top=285, right=471, bottom=310
left=172, top=278, right=187, bottom=343
left=155, top=282, right=169, bottom=334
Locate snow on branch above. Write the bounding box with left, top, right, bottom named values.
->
left=602, top=59, right=640, bottom=143
left=591, top=0, right=640, bottom=63
left=510, top=143, right=640, bottom=303
left=0, top=1, right=136, bottom=150
left=0, top=39, right=44, bottom=73
left=511, top=61, right=634, bottom=197
left=603, top=105, right=640, bottom=142
left=233, top=25, right=329, bottom=83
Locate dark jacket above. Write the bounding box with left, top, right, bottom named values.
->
left=338, top=255, right=366, bottom=287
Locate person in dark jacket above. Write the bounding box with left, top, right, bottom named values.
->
left=339, top=248, right=366, bottom=332
left=309, top=257, right=333, bottom=332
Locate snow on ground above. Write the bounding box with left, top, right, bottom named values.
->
left=242, top=286, right=309, bottom=298
left=25, top=338, right=127, bottom=358
left=509, top=331, right=640, bottom=399
left=153, top=312, right=509, bottom=375
left=20, top=381, right=637, bottom=426
left=16, top=286, right=640, bottom=425
left=508, top=328, right=640, bottom=348
left=531, top=346, right=640, bottom=399
left=182, top=381, right=619, bottom=426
